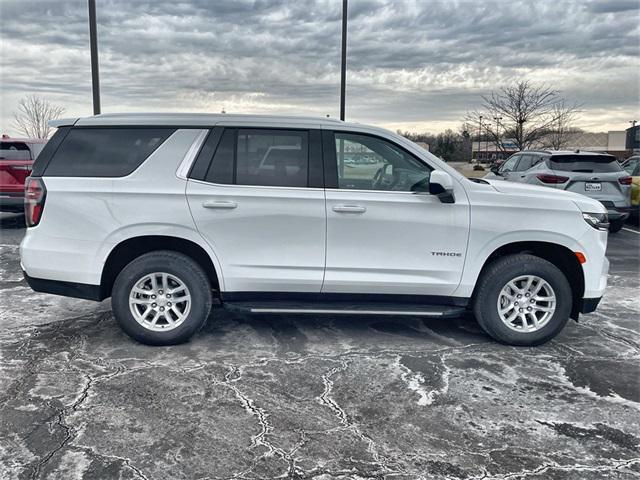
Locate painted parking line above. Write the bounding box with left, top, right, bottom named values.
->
left=622, top=227, right=640, bottom=234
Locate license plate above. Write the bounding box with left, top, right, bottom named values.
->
left=585, top=182, right=601, bottom=192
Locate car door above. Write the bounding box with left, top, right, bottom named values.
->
left=498, top=155, right=520, bottom=181
left=186, top=127, right=326, bottom=293
left=322, top=130, right=470, bottom=296
left=512, top=154, right=536, bottom=183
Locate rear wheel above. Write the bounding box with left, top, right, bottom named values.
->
left=112, top=251, right=212, bottom=345
left=609, top=219, right=625, bottom=233
left=473, top=254, right=572, bottom=346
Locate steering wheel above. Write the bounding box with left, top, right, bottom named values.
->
left=373, top=165, right=397, bottom=190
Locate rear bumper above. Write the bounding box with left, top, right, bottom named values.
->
left=603, top=204, right=631, bottom=221
left=0, top=193, right=24, bottom=213
left=23, top=270, right=104, bottom=301
left=580, top=297, right=602, bottom=314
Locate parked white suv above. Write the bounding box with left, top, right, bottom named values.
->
left=21, top=114, right=609, bottom=346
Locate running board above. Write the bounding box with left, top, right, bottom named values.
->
left=223, top=301, right=466, bottom=318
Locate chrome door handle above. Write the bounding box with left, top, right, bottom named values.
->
left=332, top=205, right=366, bottom=213
left=203, top=200, right=237, bottom=209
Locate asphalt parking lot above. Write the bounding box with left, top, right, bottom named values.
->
left=0, top=213, right=638, bottom=480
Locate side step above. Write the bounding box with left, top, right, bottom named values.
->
left=223, top=301, right=466, bottom=318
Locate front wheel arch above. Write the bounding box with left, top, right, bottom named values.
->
left=471, top=241, right=584, bottom=320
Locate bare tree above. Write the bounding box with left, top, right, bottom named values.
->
left=540, top=101, right=582, bottom=150
left=12, top=95, right=65, bottom=139
left=467, top=81, right=580, bottom=152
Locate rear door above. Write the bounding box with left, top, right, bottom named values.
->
left=511, top=154, right=535, bottom=182
left=322, top=130, right=469, bottom=296
left=186, top=127, right=326, bottom=293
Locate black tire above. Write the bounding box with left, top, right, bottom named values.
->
left=608, top=219, right=625, bottom=233
left=472, top=254, right=572, bottom=346
left=111, top=250, right=212, bottom=345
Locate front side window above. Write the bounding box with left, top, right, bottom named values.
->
left=334, top=133, right=431, bottom=191
left=205, top=129, right=309, bottom=188
left=500, top=155, right=520, bottom=173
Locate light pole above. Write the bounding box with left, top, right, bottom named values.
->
left=477, top=115, right=483, bottom=163
left=88, top=0, right=101, bottom=115
left=485, top=122, right=491, bottom=162
left=339, top=0, right=348, bottom=121
left=493, top=116, right=502, bottom=159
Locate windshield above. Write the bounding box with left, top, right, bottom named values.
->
left=549, top=154, right=622, bottom=173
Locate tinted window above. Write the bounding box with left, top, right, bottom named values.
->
left=623, top=158, right=638, bottom=175
left=0, top=142, right=31, bottom=160
left=334, top=133, right=430, bottom=191
left=549, top=154, right=622, bottom=173
left=45, top=128, right=174, bottom=177
left=200, top=128, right=311, bottom=188
left=204, top=128, right=234, bottom=184
left=516, top=154, right=538, bottom=171
left=235, top=130, right=308, bottom=187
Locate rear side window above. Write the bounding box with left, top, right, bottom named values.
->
left=203, top=128, right=309, bottom=188
left=44, top=128, right=174, bottom=177
left=549, top=155, right=622, bottom=173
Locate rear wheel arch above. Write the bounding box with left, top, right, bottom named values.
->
left=100, top=235, right=220, bottom=299
left=472, top=241, right=585, bottom=320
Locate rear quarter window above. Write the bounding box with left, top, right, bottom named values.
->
left=44, top=127, right=175, bottom=177
left=549, top=155, right=622, bottom=173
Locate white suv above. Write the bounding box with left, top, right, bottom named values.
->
left=20, top=114, right=609, bottom=346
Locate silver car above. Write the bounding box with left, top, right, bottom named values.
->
left=487, top=150, right=632, bottom=232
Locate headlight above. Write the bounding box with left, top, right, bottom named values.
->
left=582, top=212, right=609, bottom=231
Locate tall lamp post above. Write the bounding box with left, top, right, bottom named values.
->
left=339, top=0, right=348, bottom=121
left=88, top=0, right=101, bottom=115
left=484, top=122, right=491, bottom=162
left=477, top=115, right=483, bottom=163
left=493, top=116, right=502, bottom=160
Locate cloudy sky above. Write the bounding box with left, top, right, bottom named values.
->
left=1, top=0, right=638, bottom=136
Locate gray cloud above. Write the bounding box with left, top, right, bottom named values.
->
left=1, top=0, right=638, bottom=135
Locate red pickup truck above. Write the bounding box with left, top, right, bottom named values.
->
left=0, top=135, right=47, bottom=213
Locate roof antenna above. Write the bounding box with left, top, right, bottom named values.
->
left=221, top=107, right=226, bottom=114
left=575, top=149, right=580, bottom=153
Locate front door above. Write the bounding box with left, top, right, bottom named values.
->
left=187, top=127, right=326, bottom=293
left=322, top=130, right=470, bottom=296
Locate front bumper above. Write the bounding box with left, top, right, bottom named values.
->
left=580, top=297, right=602, bottom=314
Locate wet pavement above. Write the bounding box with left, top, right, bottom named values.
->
left=0, top=213, right=639, bottom=479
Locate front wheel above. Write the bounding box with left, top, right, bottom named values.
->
left=473, top=254, right=572, bottom=346
left=111, top=250, right=212, bottom=345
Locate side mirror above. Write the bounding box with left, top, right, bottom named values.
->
left=490, top=164, right=501, bottom=175
left=429, top=170, right=455, bottom=204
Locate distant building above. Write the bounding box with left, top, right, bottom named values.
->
left=472, top=130, right=634, bottom=162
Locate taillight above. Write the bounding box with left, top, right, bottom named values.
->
left=536, top=174, right=569, bottom=184
left=25, top=177, right=46, bottom=227
left=618, top=176, right=632, bottom=185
